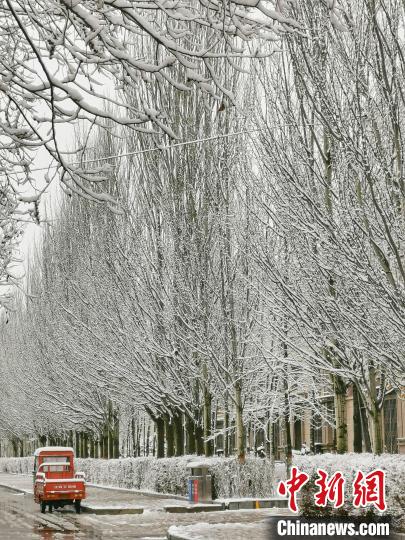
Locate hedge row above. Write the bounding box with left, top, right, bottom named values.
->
left=294, top=453, right=405, bottom=529
left=0, top=455, right=275, bottom=498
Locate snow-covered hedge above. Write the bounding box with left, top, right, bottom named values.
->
left=74, top=456, right=275, bottom=498
left=0, top=456, right=34, bottom=475
left=292, top=453, right=405, bottom=529
left=0, top=455, right=275, bottom=498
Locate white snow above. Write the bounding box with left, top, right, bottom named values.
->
left=187, top=461, right=212, bottom=469
left=34, top=447, right=74, bottom=456
left=44, top=478, right=85, bottom=483
left=168, top=520, right=269, bottom=540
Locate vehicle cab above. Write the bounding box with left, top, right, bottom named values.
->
left=33, top=446, right=86, bottom=513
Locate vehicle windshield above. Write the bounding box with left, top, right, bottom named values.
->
left=40, top=456, right=70, bottom=473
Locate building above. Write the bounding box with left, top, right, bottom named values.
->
left=271, top=387, right=405, bottom=457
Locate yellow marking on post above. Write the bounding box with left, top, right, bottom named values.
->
left=255, top=500, right=260, bottom=509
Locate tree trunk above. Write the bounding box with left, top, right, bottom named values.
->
left=185, top=415, right=196, bottom=454
left=155, top=416, right=165, bottom=458
left=108, top=429, right=113, bottom=459
left=82, top=432, right=89, bottom=458
left=266, top=419, right=273, bottom=459
left=284, top=406, right=292, bottom=477
left=353, top=385, right=363, bottom=453
left=369, top=367, right=384, bottom=454
left=333, top=374, right=347, bottom=453
left=173, top=412, right=184, bottom=456
left=195, top=422, right=205, bottom=455
left=11, top=438, right=18, bottom=457
left=113, top=413, right=120, bottom=458
left=102, top=427, right=108, bottom=459
left=143, top=419, right=146, bottom=456
left=89, top=436, right=95, bottom=458
left=235, top=381, right=245, bottom=464
left=310, top=406, right=315, bottom=454
left=203, top=386, right=213, bottom=457
left=75, top=432, right=81, bottom=458
left=146, top=424, right=150, bottom=456
left=68, top=431, right=74, bottom=448
left=224, top=407, right=230, bottom=457
left=136, top=425, right=141, bottom=457
left=371, top=405, right=383, bottom=455
left=164, top=414, right=174, bottom=458
left=360, top=401, right=372, bottom=452
left=131, top=417, right=136, bottom=457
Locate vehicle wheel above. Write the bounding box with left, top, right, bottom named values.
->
left=48, top=504, right=53, bottom=513
left=74, top=500, right=81, bottom=514
left=40, top=501, right=46, bottom=514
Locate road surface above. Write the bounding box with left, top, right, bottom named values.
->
left=1, top=480, right=401, bottom=540
left=0, top=476, right=292, bottom=539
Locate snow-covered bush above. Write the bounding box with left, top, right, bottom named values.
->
left=291, top=453, right=405, bottom=530
left=74, top=456, right=275, bottom=498
left=0, top=457, right=33, bottom=475
left=207, top=457, right=275, bottom=498
left=0, top=455, right=274, bottom=498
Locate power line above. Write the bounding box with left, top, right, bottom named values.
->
left=68, top=128, right=262, bottom=168
left=7, top=128, right=262, bottom=176
left=4, top=122, right=320, bottom=176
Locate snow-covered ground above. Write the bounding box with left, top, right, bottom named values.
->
left=0, top=478, right=292, bottom=540
left=1, top=466, right=403, bottom=539
left=1, top=452, right=403, bottom=538
left=168, top=521, right=270, bottom=540
left=0, top=473, right=190, bottom=511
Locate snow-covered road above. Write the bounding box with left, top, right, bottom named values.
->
left=0, top=474, right=295, bottom=539
left=0, top=486, right=85, bottom=539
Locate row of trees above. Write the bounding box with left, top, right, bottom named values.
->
left=0, top=0, right=323, bottom=291
left=0, top=1, right=404, bottom=460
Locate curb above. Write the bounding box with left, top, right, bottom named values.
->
left=0, top=482, right=31, bottom=495
left=164, top=497, right=288, bottom=514
left=164, top=504, right=224, bottom=514
left=82, top=504, right=144, bottom=515
left=167, top=533, right=187, bottom=540
left=87, top=483, right=187, bottom=501
left=226, top=498, right=288, bottom=510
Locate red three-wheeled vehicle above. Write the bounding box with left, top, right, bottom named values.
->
left=33, top=447, right=86, bottom=513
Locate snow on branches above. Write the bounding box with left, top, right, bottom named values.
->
left=0, top=0, right=349, bottom=296
left=0, top=0, right=302, bottom=200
